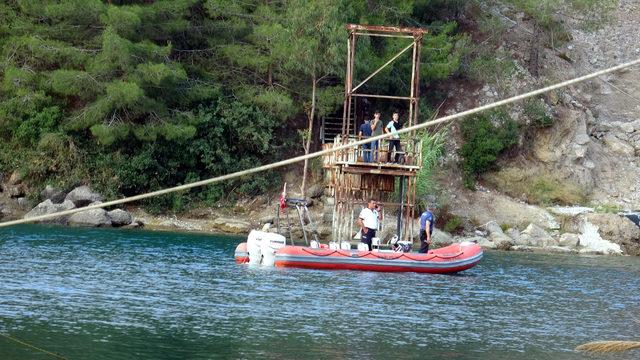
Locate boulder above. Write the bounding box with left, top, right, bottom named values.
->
left=465, top=236, right=496, bottom=249
left=41, top=185, right=65, bottom=204
left=484, top=220, right=503, bottom=235
left=211, top=217, right=251, bottom=234
left=578, top=219, right=622, bottom=255
left=307, top=184, right=325, bottom=199
left=546, top=246, right=576, bottom=254
left=24, top=199, right=76, bottom=223
left=603, top=134, right=635, bottom=156
left=519, top=223, right=558, bottom=247
left=258, top=214, right=275, bottom=225
left=68, top=208, right=111, bottom=227
left=451, top=191, right=560, bottom=230
left=64, top=186, right=103, bottom=207
left=107, top=209, right=133, bottom=227
left=558, top=233, right=581, bottom=247
left=585, top=213, right=640, bottom=255
left=432, top=228, right=454, bottom=246
left=5, top=185, right=25, bottom=198
left=16, top=197, right=30, bottom=209
left=122, top=219, right=144, bottom=229
left=484, top=220, right=514, bottom=245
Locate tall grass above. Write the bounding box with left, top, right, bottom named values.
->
left=415, top=128, right=447, bottom=211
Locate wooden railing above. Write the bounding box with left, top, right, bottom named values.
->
left=323, top=135, right=422, bottom=168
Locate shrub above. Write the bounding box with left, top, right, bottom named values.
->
left=435, top=204, right=464, bottom=235
left=444, top=216, right=464, bottom=234
left=523, top=97, right=554, bottom=128
left=459, top=110, right=518, bottom=189
left=415, top=129, right=447, bottom=210
left=594, top=203, right=622, bottom=214
left=13, top=106, right=61, bottom=145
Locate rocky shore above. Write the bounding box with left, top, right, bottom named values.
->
left=1, top=175, right=638, bottom=255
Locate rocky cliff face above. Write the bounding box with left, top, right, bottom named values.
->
left=440, top=1, right=640, bottom=253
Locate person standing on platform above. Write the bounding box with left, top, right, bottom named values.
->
left=419, top=204, right=436, bottom=253
left=357, top=199, right=382, bottom=251
left=358, top=118, right=373, bottom=163
left=385, top=112, right=402, bottom=163
left=370, top=111, right=383, bottom=162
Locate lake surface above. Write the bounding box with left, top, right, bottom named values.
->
left=1, top=225, right=639, bottom=359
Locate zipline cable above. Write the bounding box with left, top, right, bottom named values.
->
left=1, top=57, right=639, bottom=229
left=0, top=332, right=67, bottom=359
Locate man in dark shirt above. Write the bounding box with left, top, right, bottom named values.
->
left=419, top=204, right=436, bottom=253
left=359, top=118, right=373, bottom=163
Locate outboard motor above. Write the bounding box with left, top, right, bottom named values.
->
left=260, top=232, right=287, bottom=266
left=247, top=230, right=263, bottom=265
left=247, top=230, right=287, bottom=266
left=390, top=235, right=412, bottom=253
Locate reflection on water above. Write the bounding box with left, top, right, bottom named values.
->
left=1, top=225, right=639, bottom=359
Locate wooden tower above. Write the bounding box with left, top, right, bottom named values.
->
left=323, top=24, right=427, bottom=244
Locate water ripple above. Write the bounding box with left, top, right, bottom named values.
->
left=1, top=225, right=640, bottom=359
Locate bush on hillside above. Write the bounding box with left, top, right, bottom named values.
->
left=459, top=110, right=518, bottom=189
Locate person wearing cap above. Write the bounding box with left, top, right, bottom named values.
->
left=356, top=198, right=382, bottom=251
left=419, top=204, right=436, bottom=253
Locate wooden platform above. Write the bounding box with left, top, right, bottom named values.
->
left=336, top=161, right=419, bottom=177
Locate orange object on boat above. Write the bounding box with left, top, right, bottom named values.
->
left=235, top=241, right=482, bottom=274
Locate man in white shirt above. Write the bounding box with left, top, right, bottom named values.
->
left=356, top=199, right=383, bottom=251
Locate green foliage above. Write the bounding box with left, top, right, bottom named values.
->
left=14, top=106, right=61, bottom=145
left=0, top=0, right=470, bottom=211
left=593, top=203, right=622, bottom=214
left=460, top=111, right=518, bottom=188
left=4, top=35, right=89, bottom=70
left=416, top=129, right=447, bottom=207
left=467, top=49, right=517, bottom=86
left=505, top=0, right=616, bottom=31
left=47, top=70, right=101, bottom=100
left=444, top=216, right=464, bottom=234
left=421, top=22, right=469, bottom=81
left=90, top=124, right=130, bottom=145
left=2, top=66, right=37, bottom=94
left=523, top=98, right=554, bottom=128
left=100, top=5, right=141, bottom=39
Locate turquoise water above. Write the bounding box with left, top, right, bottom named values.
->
left=1, top=225, right=639, bottom=359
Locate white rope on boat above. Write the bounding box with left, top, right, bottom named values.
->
left=1, top=57, right=639, bottom=228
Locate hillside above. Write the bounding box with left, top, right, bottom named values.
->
left=1, top=0, right=638, bottom=253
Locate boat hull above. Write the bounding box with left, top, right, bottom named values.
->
left=235, top=242, right=482, bottom=274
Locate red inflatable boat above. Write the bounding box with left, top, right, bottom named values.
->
left=234, top=241, right=482, bottom=274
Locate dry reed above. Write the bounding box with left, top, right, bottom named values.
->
left=575, top=341, right=640, bottom=353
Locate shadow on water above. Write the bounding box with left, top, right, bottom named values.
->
left=1, top=225, right=640, bottom=359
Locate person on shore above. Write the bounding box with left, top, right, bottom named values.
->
left=356, top=199, right=382, bottom=251
left=385, top=112, right=402, bottom=163
left=419, top=204, right=436, bottom=253
left=370, top=111, right=383, bottom=162
left=358, top=118, right=373, bottom=163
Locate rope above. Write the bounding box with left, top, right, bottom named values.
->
left=1, top=57, right=639, bottom=229
left=300, top=248, right=338, bottom=256
left=0, top=332, right=67, bottom=359
left=299, top=246, right=464, bottom=262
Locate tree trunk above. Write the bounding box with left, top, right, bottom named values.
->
left=529, top=25, right=541, bottom=78
left=300, top=75, right=316, bottom=198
